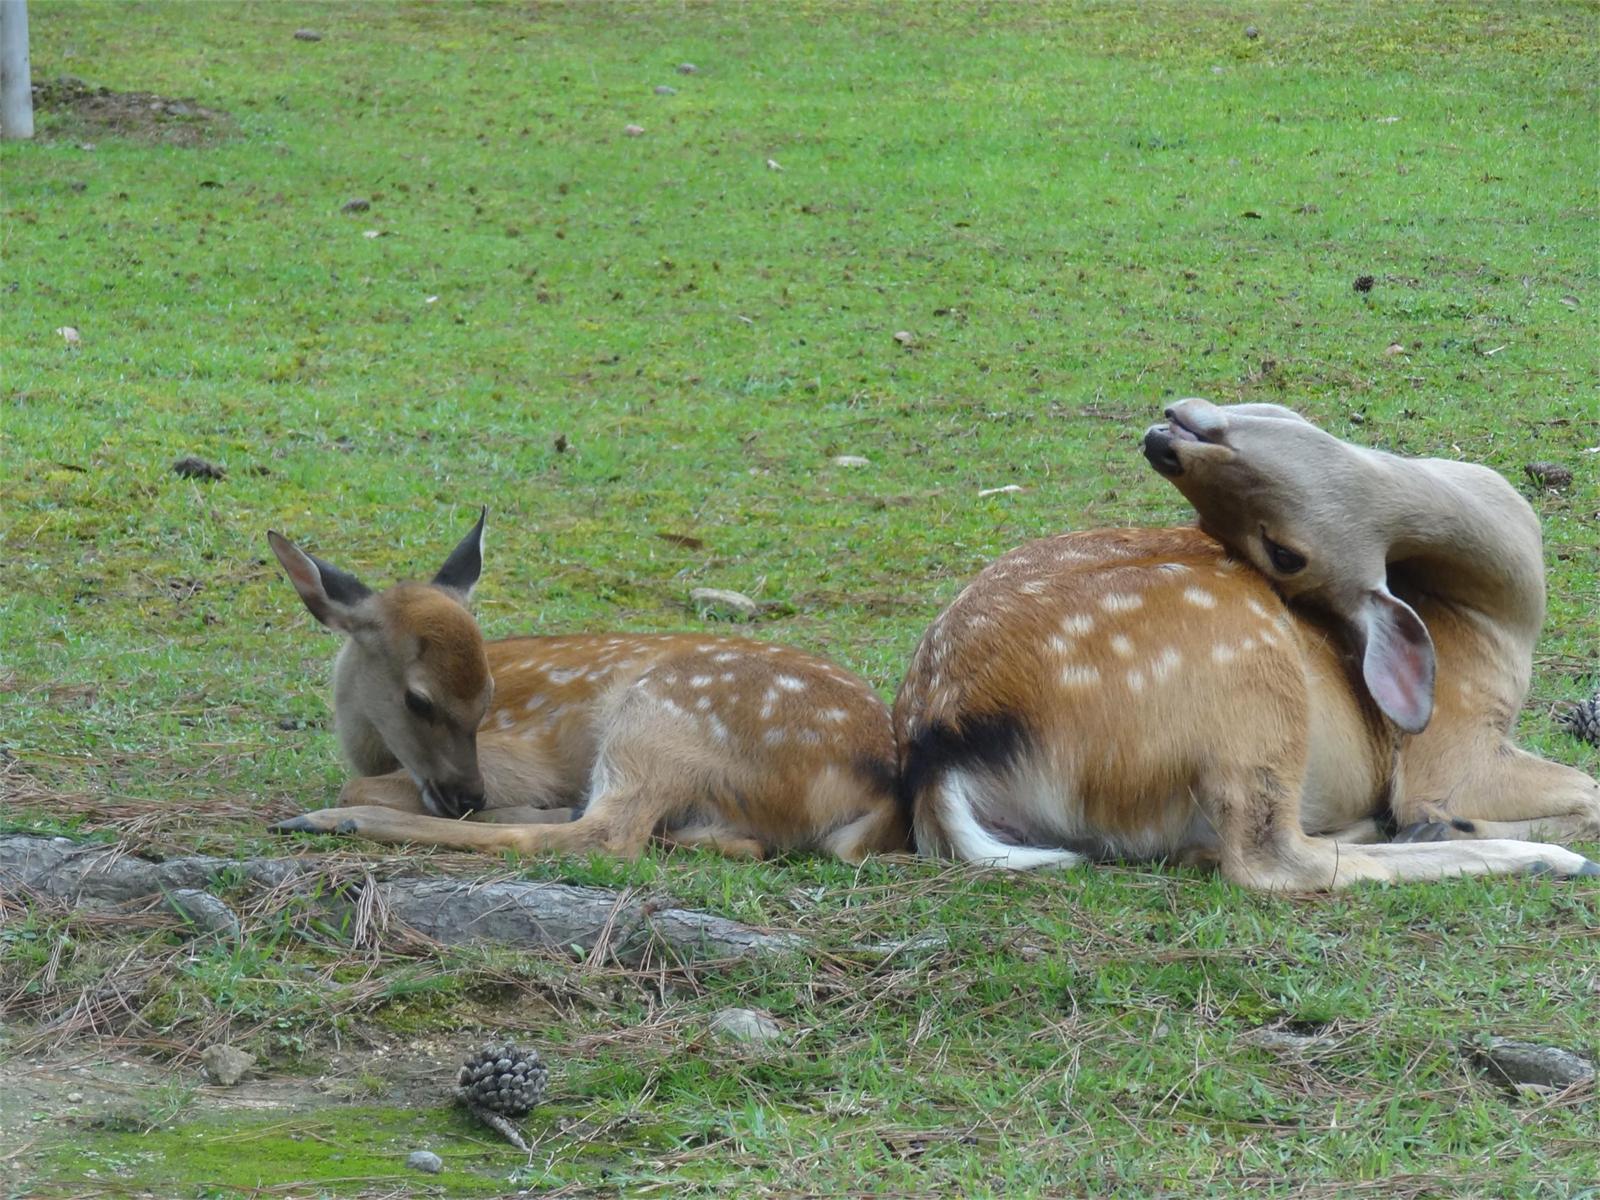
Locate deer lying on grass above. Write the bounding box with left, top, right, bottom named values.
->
left=267, top=512, right=906, bottom=861
left=895, top=399, right=1599, bottom=889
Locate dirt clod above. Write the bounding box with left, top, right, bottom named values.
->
left=293, top=29, right=323, bottom=42
left=172, top=456, right=226, bottom=481
left=1353, top=274, right=1375, bottom=293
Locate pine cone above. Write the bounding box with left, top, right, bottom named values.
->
left=1559, top=696, right=1600, bottom=749
left=455, top=1042, right=547, bottom=1117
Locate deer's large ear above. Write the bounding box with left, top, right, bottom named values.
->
left=432, top=507, right=486, bottom=600
left=1355, top=586, right=1435, bottom=734
left=267, top=531, right=374, bottom=633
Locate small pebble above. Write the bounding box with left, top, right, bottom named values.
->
left=406, top=1150, right=443, bottom=1175
left=292, top=29, right=322, bottom=42
left=831, top=454, right=870, bottom=468
left=676, top=62, right=698, bottom=74
left=340, top=197, right=370, bottom=213
left=654, top=85, right=677, bottom=96
left=1244, top=25, right=1259, bottom=39
left=624, top=124, right=645, bottom=137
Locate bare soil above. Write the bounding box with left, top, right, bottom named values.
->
left=30, top=76, right=233, bottom=145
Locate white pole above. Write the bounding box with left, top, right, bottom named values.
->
left=1, top=0, right=34, bottom=140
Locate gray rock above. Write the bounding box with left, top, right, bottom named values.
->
left=199, top=1043, right=255, bottom=1087
left=164, top=888, right=241, bottom=941
left=654, top=85, right=677, bottom=96
left=690, top=587, right=759, bottom=621
left=710, top=1007, right=783, bottom=1047
left=406, top=1150, right=443, bottom=1174
left=1472, top=1039, right=1595, bottom=1091
left=831, top=455, right=871, bottom=468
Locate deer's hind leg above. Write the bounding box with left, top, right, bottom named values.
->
left=1396, top=747, right=1600, bottom=845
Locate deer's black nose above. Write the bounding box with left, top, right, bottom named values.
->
left=423, top=781, right=486, bottom=819
left=1142, top=425, right=1183, bottom=477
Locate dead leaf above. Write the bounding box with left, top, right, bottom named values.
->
left=978, top=484, right=1025, bottom=498
left=657, top=531, right=706, bottom=550
left=831, top=455, right=870, bottom=468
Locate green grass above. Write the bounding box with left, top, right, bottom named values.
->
left=3, top=1, right=1598, bottom=1196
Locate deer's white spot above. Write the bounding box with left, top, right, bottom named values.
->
left=695, top=695, right=713, bottom=711
left=1109, top=634, right=1135, bottom=658
left=797, top=729, right=822, bottom=746
left=1257, top=627, right=1280, bottom=647
left=1151, top=647, right=1182, bottom=681
left=707, top=714, right=729, bottom=742
left=548, top=668, right=582, bottom=685
left=776, top=674, right=806, bottom=692
left=1061, top=613, right=1095, bottom=636
left=1100, top=592, right=1144, bottom=613
left=1183, top=587, right=1217, bottom=609
left=1239, top=637, right=1257, bottom=653
left=1212, top=644, right=1238, bottom=665
left=690, top=674, right=713, bottom=688
left=1126, top=669, right=1146, bottom=693
left=496, top=711, right=515, bottom=729
left=523, top=695, right=546, bottom=712
left=1047, top=635, right=1073, bottom=657
left=763, top=728, right=787, bottom=746
left=720, top=672, right=736, bottom=683
left=1020, top=579, right=1048, bottom=595
left=822, top=708, right=849, bottom=723
left=1060, top=664, right=1100, bottom=688
left=713, top=651, right=739, bottom=664
left=1156, top=562, right=1190, bottom=575
left=1245, top=598, right=1270, bottom=620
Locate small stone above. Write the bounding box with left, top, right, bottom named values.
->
left=55, top=325, right=81, bottom=346
left=676, top=62, right=698, bottom=74
left=1472, top=1039, right=1595, bottom=1091
left=66, top=1092, right=83, bottom=1103
left=293, top=29, right=323, bottom=42
left=690, top=587, right=760, bottom=621
left=340, top=197, right=370, bottom=213
left=892, top=330, right=916, bottom=347
left=1244, top=25, right=1259, bottom=39
left=1383, top=342, right=1406, bottom=356
left=199, top=1044, right=255, bottom=1087
left=405, top=1150, right=443, bottom=1175
left=624, top=124, right=645, bottom=137
left=654, top=85, right=677, bottom=96
left=1523, top=461, right=1572, bottom=489
left=710, top=1007, right=783, bottom=1046
left=831, top=454, right=870, bottom=468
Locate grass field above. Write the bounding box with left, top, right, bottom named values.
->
left=3, top=1, right=1598, bottom=1196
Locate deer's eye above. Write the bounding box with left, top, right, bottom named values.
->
left=404, top=690, right=436, bottom=720
left=1261, top=532, right=1308, bottom=575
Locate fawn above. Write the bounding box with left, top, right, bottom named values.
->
left=894, top=399, right=1599, bottom=889
left=268, top=511, right=906, bottom=861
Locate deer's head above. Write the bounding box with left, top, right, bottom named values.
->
left=268, top=510, right=494, bottom=817
left=1143, top=398, right=1435, bottom=734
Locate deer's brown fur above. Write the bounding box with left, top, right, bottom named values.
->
left=894, top=401, right=1599, bottom=889
left=269, top=517, right=905, bottom=862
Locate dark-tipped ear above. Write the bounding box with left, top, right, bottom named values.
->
left=432, top=507, right=486, bottom=599
left=1356, top=586, right=1435, bottom=734
left=267, top=531, right=374, bottom=633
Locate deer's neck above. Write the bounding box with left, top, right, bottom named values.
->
left=1372, top=454, right=1545, bottom=650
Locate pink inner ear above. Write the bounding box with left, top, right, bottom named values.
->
left=1360, top=590, right=1436, bottom=734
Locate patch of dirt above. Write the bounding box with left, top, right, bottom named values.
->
left=0, top=1027, right=472, bottom=1146
left=30, top=76, right=234, bottom=145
